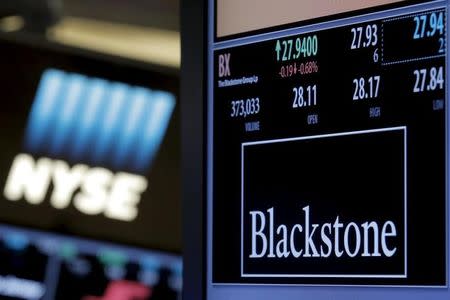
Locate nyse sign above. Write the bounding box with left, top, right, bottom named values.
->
left=2, top=69, right=175, bottom=222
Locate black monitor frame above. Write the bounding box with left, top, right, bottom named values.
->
left=180, top=0, right=207, bottom=299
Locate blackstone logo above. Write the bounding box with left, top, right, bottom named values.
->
left=3, top=69, right=175, bottom=222
left=249, top=205, right=397, bottom=259
left=240, top=128, right=407, bottom=281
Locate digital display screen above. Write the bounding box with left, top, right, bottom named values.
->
left=0, top=225, right=181, bottom=300
left=207, top=0, right=449, bottom=298
left=0, top=38, right=181, bottom=252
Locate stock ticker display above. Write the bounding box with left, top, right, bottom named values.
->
left=211, top=2, right=447, bottom=287
left=0, top=225, right=181, bottom=300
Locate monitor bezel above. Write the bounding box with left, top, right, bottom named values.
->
left=180, top=0, right=208, bottom=299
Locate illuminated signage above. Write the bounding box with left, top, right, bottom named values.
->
left=3, top=69, right=175, bottom=222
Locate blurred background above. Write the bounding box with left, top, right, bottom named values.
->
left=64, top=0, right=179, bottom=30
left=0, top=1, right=182, bottom=299
left=0, top=0, right=180, bottom=68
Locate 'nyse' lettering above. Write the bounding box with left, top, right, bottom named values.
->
left=4, top=154, right=148, bottom=221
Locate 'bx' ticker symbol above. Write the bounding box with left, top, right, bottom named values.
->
left=218, top=53, right=231, bottom=77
